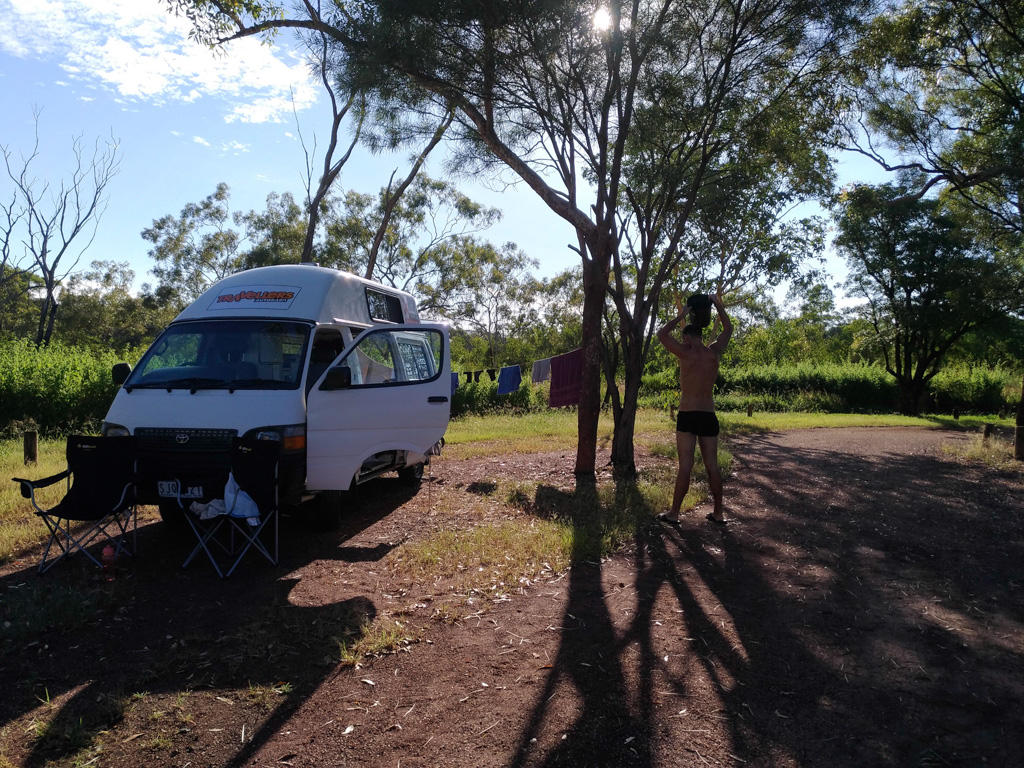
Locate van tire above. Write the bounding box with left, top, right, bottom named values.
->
left=398, top=462, right=424, bottom=486
left=314, top=490, right=347, bottom=531
left=158, top=501, right=186, bottom=528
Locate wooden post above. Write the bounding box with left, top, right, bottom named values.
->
left=746, top=403, right=753, bottom=418
left=983, top=423, right=993, bottom=440
left=1015, top=374, right=1023, bottom=462
left=24, top=430, right=38, bottom=465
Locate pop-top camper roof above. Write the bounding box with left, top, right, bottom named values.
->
left=173, top=265, right=420, bottom=326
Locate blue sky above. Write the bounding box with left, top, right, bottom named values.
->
left=2, top=0, right=882, bottom=304
left=0, top=0, right=579, bottom=293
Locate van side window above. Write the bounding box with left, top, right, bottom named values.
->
left=366, top=289, right=404, bottom=323
left=328, top=329, right=442, bottom=389
left=306, top=329, right=345, bottom=394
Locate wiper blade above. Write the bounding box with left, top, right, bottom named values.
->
left=159, top=377, right=228, bottom=392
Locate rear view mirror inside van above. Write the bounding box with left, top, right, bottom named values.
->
left=321, top=366, right=352, bottom=390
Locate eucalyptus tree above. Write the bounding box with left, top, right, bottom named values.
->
left=2, top=111, right=121, bottom=347
left=835, top=177, right=1023, bottom=415
left=325, top=175, right=502, bottom=299
left=849, top=0, right=1023, bottom=233
left=166, top=0, right=863, bottom=479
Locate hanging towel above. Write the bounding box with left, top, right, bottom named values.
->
left=486, top=368, right=497, bottom=381
left=548, top=348, right=584, bottom=408
left=451, top=372, right=460, bottom=396
left=464, top=371, right=473, bottom=384
left=532, top=357, right=552, bottom=384
left=496, top=365, right=522, bottom=395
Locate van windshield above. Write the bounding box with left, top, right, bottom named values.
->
left=126, top=320, right=311, bottom=391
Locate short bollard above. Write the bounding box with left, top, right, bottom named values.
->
left=24, top=430, right=38, bottom=465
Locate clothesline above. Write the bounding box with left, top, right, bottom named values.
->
left=449, top=348, right=583, bottom=407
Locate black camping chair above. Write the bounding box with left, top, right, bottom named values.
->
left=12, top=435, right=138, bottom=575
left=182, top=437, right=280, bottom=578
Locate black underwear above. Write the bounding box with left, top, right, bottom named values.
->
left=676, top=411, right=720, bottom=437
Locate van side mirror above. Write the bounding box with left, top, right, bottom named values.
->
left=321, top=366, right=352, bottom=390
left=112, top=362, right=132, bottom=385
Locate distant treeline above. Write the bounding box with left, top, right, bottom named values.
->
left=3, top=341, right=1018, bottom=436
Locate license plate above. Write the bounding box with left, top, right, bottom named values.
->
left=157, top=481, right=203, bottom=499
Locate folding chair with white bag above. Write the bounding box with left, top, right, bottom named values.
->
left=182, top=437, right=280, bottom=578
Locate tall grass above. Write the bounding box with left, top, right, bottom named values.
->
left=0, top=339, right=131, bottom=436
left=450, top=377, right=548, bottom=417
left=0, top=438, right=66, bottom=562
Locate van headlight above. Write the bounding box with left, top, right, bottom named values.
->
left=102, top=422, right=131, bottom=437
left=244, top=424, right=305, bottom=452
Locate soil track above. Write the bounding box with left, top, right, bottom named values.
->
left=1, top=427, right=1023, bottom=767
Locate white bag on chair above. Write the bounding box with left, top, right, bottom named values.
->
left=224, top=472, right=260, bottom=525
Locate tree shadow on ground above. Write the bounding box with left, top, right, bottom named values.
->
left=0, top=475, right=421, bottom=768
left=512, top=433, right=1024, bottom=767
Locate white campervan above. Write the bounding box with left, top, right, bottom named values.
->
left=102, top=264, right=451, bottom=527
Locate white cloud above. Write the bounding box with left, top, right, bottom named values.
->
left=193, top=136, right=210, bottom=146
left=0, top=0, right=318, bottom=123
left=220, top=140, right=250, bottom=154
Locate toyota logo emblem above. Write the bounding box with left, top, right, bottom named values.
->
left=175, top=433, right=190, bottom=445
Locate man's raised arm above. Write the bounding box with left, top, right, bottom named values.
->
left=657, top=305, right=690, bottom=357
left=710, top=293, right=732, bottom=352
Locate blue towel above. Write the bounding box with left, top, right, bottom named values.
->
left=451, top=372, right=460, bottom=396
left=496, top=365, right=522, bottom=395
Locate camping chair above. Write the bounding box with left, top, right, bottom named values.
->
left=181, top=437, right=280, bottom=578
left=12, top=435, right=138, bottom=575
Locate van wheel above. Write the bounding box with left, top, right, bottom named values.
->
left=314, top=490, right=347, bottom=531
left=398, top=463, right=424, bottom=486
left=158, top=501, right=186, bottom=528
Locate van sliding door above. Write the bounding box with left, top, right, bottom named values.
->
left=305, top=324, right=450, bottom=491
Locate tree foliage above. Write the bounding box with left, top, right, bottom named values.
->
left=849, top=0, right=1024, bottom=235
left=835, top=177, right=1023, bottom=414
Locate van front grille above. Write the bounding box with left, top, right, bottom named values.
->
left=136, top=427, right=237, bottom=453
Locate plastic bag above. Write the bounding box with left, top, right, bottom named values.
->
left=224, top=472, right=260, bottom=525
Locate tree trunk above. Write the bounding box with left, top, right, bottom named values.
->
left=575, top=258, right=608, bottom=480
left=610, top=326, right=643, bottom=478
left=897, top=378, right=925, bottom=416
left=611, top=367, right=642, bottom=478
left=1015, top=373, right=1023, bottom=461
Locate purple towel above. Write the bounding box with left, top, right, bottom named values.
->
left=548, top=348, right=583, bottom=408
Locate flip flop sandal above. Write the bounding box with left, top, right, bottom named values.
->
left=706, top=512, right=735, bottom=525
left=657, top=512, right=683, bottom=527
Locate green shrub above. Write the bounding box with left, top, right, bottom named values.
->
left=642, top=361, right=1019, bottom=414
left=0, top=339, right=133, bottom=436
left=451, top=375, right=548, bottom=417
left=928, top=366, right=1019, bottom=414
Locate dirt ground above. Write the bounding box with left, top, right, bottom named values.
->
left=2, top=427, right=1023, bottom=768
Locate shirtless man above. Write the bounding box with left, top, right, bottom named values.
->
left=656, top=292, right=732, bottom=524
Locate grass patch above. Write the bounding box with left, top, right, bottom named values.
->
left=714, top=411, right=1014, bottom=437
left=337, top=620, right=413, bottom=666
left=395, top=519, right=571, bottom=594
left=0, top=438, right=66, bottom=562
left=943, top=435, right=1023, bottom=473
